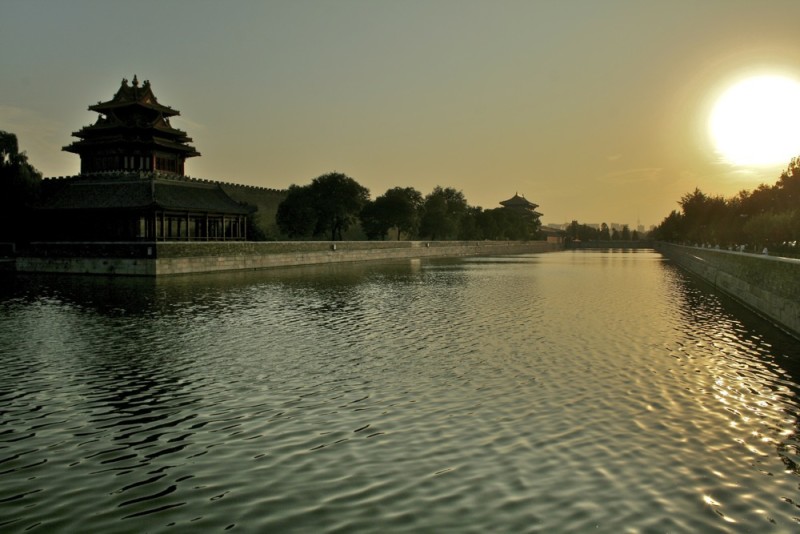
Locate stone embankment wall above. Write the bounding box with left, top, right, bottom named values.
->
left=16, top=240, right=561, bottom=277
left=567, top=240, right=653, bottom=250
left=656, top=242, right=800, bottom=339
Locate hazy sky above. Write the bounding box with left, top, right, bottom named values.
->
left=4, top=0, right=800, bottom=227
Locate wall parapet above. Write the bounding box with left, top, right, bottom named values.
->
left=656, top=242, right=800, bottom=339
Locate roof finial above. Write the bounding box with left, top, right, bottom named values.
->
left=132, top=74, right=139, bottom=87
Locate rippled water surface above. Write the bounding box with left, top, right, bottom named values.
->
left=2, top=250, right=800, bottom=532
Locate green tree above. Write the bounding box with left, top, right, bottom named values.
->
left=0, top=131, right=42, bottom=243
left=652, top=210, right=683, bottom=242
left=743, top=211, right=795, bottom=249
left=360, top=186, right=423, bottom=241
left=276, top=184, right=317, bottom=238
left=653, top=155, right=800, bottom=248
left=475, top=208, right=499, bottom=240
left=358, top=199, right=390, bottom=240
left=600, top=222, right=611, bottom=241
left=776, top=160, right=800, bottom=211
left=677, top=188, right=729, bottom=244
left=418, top=186, right=467, bottom=240
left=496, top=207, right=541, bottom=240
left=566, top=220, right=600, bottom=242
left=458, top=206, right=483, bottom=240
left=276, top=172, right=369, bottom=241
left=309, top=172, right=370, bottom=241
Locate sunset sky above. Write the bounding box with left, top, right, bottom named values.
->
left=4, top=0, right=800, bottom=228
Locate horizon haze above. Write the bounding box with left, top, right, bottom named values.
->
left=4, top=1, right=800, bottom=228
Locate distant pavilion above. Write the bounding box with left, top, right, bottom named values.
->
left=39, top=76, right=249, bottom=241
left=500, top=193, right=543, bottom=217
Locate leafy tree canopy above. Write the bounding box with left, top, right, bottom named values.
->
left=360, top=186, right=422, bottom=240
left=0, top=131, right=42, bottom=242
left=652, top=156, right=800, bottom=254
left=276, top=185, right=317, bottom=238
left=418, top=186, right=467, bottom=240
left=276, top=172, right=369, bottom=241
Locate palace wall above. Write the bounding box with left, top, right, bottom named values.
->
left=215, top=182, right=287, bottom=239
left=656, top=242, right=800, bottom=339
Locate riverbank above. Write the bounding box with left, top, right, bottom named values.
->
left=656, top=242, right=800, bottom=339
left=14, top=240, right=561, bottom=276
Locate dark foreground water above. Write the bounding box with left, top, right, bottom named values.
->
left=2, top=250, right=800, bottom=533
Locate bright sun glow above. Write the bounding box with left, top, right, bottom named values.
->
left=709, top=75, right=800, bottom=166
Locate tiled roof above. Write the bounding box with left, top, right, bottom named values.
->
left=89, top=76, right=178, bottom=116
left=500, top=193, right=539, bottom=209
left=40, top=174, right=249, bottom=215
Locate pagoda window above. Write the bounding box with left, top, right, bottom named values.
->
left=156, top=213, right=163, bottom=240
left=171, top=217, right=177, bottom=239
left=155, top=156, right=177, bottom=172
left=137, top=217, right=147, bottom=239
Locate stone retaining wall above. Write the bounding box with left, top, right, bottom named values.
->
left=16, top=240, right=560, bottom=277
left=656, top=242, right=800, bottom=338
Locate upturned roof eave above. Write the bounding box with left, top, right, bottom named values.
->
left=61, top=136, right=201, bottom=157
left=89, top=100, right=179, bottom=116
left=70, top=122, right=189, bottom=137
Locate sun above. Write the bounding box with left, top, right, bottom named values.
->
left=709, top=75, right=800, bottom=166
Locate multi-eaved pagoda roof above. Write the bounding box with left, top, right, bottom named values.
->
left=88, top=76, right=178, bottom=117
left=500, top=193, right=541, bottom=211
left=63, top=75, right=200, bottom=160
left=34, top=76, right=258, bottom=243
left=499, top=193, right=543, bottom=220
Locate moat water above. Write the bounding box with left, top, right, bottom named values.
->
left=2, top=250, right=800, bottom=533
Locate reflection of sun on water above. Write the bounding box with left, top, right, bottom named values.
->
left=709, top=75, right=800, bottom=166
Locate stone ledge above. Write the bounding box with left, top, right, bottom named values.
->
left=16, top=241, right=561, bottom=277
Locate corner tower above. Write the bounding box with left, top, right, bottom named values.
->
left=63, top=75, right=200, bottom=175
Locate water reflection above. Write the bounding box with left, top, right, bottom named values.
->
left=658, top=261, right=800, bottom=522
left=2, top=252, right=800, bottom=531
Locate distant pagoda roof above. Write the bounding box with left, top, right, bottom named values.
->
left=500, top=193, right=539, bottom=210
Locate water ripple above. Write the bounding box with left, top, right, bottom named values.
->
left=2, top=254, right=800, bottom=531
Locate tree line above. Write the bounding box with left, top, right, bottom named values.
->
left=0, top=131, right=541, bottom=244
left=276, top=172, right=542, bottom=241
left=652, top=158, right=800, bottom=255
left=563, top=221, right=639, bottom=242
